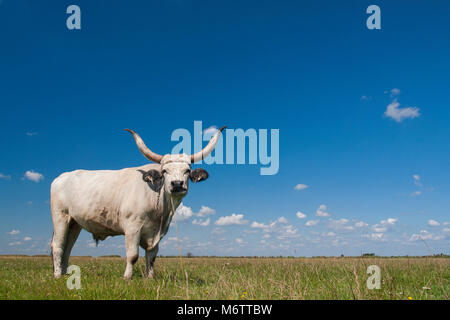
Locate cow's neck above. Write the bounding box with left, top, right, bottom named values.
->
left=148, top=189, right=183, bottom=249
left=161, top=189, right=182, bottom=217
left=161, top=190, right=183, bottom=237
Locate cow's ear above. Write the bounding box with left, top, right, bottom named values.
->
left=189, top=168, right=209, bottom=183
left=141, top=169, right=163, bottom=184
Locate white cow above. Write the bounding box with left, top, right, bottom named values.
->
left=50, top=127, right=225, bottom=279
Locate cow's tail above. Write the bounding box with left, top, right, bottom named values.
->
left=93, top=234, right=100, bottom=247
left=50, top=231, right=54, bottom=273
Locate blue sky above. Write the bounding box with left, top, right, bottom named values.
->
left=1, top=0, right=449, bottom=257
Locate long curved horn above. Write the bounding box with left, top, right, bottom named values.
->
left=125, top=129, right=163, bottom=163
left=191, top=126, right=226, bottom=163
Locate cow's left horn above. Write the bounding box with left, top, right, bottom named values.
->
left=190, top=126, right=226, bottom=163
left=125, top=129, right=163, bottom=163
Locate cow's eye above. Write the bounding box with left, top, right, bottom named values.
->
left=161, top=169, right=167, bottom=175
left=185, top=169, right=191, bottom=175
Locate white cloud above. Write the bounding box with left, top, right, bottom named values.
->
left=326, top=232, right=336, bottom=237
left=251, top=221, right=268, bottom=229
left=328, top=218, right=354, bottom=232
left=382, top=218, right=398, bottom=225
left=215, top=213, right=248, bottom=226
left=331, top=238, right=348, bottom=246
left=174, top=203, right=193, bottom=221
left=371, top=218, right=397, bottom=233
left=316, top=204, right=330, bottom=217
left=8, top=230, right=20, bottom=235
left=355, top=221, right=368, bottom=228
left=296, top=211, right=307, bottom=219
left=294, top=184, right=308, bottom=191
left=235, top=238, right=247, bottom=245
left=277, top=217, right=288, bottom=224
left=409, top=174, right=424, bottom=196
left=428, top=219, right=440, bottom=227
left=410, top=190, right=422, bottom=197
left=285, top=225, right=297, bottom=235
left=174, top=204, right=215, bottom=223
left=361, top=95, right=371, bottom=101
left=8, top=241, right=22, bottom=246
left=192, top=218, right=210, bottom=226
left=366, top=233, right=385, bottom=241
left=251, top=218, right=298, bottom=241
left=413, top=174, right=422, bottom=186
left=409, top=230, right=444, bottom=242
left=372, top=226, right=387, bottom=233
left=384, top=99, right=420, bottom=122
left=277, top=225, right=299, bottom=240
left=305, top=220, right=319, bottom=227
left=195, top=206, right=216, bottom=217
left=26, top=132, right=38, bottom=136
left=24, top=170, right=44, bottom=183
left=390, top=88, right=401, bottom=97
left=251, top=221, right=277, bottom=232
left=24, top=237, right=32, bottom=241
left=0, top=173, right=11, bottom=180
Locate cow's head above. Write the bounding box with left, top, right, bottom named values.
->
left=126, top=126, right=225, bottom=197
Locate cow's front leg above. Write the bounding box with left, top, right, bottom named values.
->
left=145, top=244, right=159, bottom=279
left=51, top=211, right=71, bottom=278
left=124, top=231, right=140, bottom=280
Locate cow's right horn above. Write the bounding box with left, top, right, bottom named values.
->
left=125, top=129, right=163, bottom=163
left=190, top=126, right=226, bottom=163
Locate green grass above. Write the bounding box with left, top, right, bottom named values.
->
left=0, top=256, right=448, bottom=300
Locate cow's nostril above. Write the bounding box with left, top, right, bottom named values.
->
left=171, top=181, right=184, bottom=188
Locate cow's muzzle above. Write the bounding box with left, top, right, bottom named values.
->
left=170, top=180, right=187, bottom=194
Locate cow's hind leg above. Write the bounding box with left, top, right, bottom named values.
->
left=62, top=220, right=82, bottom=274
left=124, top=231, right=140, bottom=280
left=145, top=244, right=159, bottom=279
left=51, top=209, right=71, bottom=278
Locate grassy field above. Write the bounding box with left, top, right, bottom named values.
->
left=0, top=255, right=448, bottom=300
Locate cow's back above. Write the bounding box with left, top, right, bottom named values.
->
left=50, top=164, right=160, bottom=237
